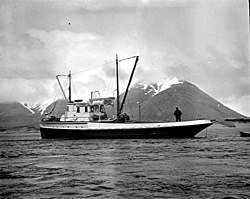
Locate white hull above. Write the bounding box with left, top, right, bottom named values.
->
left=40, top=120, right=213, bottom=139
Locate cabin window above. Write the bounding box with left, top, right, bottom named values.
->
left=85, top=107, right=88, bottom=112
left=90, top=106, right=94, bottom=112
left=77, top=107, right=80, bottom=113
left=94, top=105, right=99, bottom=112
left=100, top=105, right=104, bottom=113
left=67, top=105, right=74, bottom=112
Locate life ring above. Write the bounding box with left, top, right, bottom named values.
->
left=73, top=115, right=77, bottom=121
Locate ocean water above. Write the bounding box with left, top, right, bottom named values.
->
left=0, top=123, right=249, bottom=199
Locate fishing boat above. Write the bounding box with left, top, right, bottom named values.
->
left=240, top=131, right=250, bottom=137
left=40, top=55, right=213, bottom=139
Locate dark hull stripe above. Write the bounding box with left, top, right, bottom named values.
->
left=40, top=123, right=212, bottom=139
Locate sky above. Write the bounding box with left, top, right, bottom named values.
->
left=0, top=0, right=249, bottom=116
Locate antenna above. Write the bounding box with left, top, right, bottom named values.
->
left=69, top=70, right=71, bottom=102
left=116, top=54, right=120, bottom=117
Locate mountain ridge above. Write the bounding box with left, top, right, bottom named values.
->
left=0, top=79, right=246, bottom=129
left=123, top=80, right=245, bottom=122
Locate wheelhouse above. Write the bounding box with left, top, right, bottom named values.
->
left=60, top=97, right=115, bottom=122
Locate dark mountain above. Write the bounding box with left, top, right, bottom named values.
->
left=0, top=100, right=67, bottom=130
left=122, top=80, right=245, bottom=122
left=0, top=102, right=41, bottom=129
left=0, top=80, right=246, bottom=129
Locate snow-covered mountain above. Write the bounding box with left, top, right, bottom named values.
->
left=0, top=98, right=61, bottom=129
left=123, top=78, right=245, bottom=122
left=0, top=102, right=41, bottom=129
left=133, top=77, right=184, bottom=97
left=0, top=78, right=246, bottom=129
left=19, top=98, right=58, bottom=115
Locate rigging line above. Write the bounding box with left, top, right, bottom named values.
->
left=119, top=63, right=126, bottom=90
left=64, top=81, right=69, bottom=95
left=71, top=76, right=78, bottom=99
left=59, top=76, right=69, bottom=99
left=46, top=81, right=60, bottom=116
left=126, top=97, right=134, bottom=119
left=71, top=60, right=115, bottom=75
left=107, top=65, right=116, bottom=97
left=137, top=72, right=141, bottom=121
left=49, top=100, right=58, bottom=116
left=118, top=56, right=138, bottom=62
left=53, top=79, right=61, bottom=100
left=106, top=72, right=115, bottom=97
left=56, top=75, right=68, bottom=100
left=110, top=68, right=116, bottom=96
left=118, top=62, right=131, bottom=114
left=71, top=56, right=137, bottom=76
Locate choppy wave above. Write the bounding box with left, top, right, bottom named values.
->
left=1, top=123, right=249, bottom=198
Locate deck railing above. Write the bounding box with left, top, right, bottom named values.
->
left=42, top=116, right=91, bottom=122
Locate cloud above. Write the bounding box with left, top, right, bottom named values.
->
left=23, top=0, right=193, bottom=12
left=0, top=0, right=249, bottom=116
left=222, top=95, right=250, bottom=117
left=0, top=28, right=107, bottom=79
left=163, top=44, right=250, bottom=98
left=0, top=28, right=107, bottom=102
left=0, top=78, right=55, bottom=103
left=0, top=32, right=57, bottom=79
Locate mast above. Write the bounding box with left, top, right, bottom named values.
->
left=116, top=54, right=120, bottom=117
left=69, top=70, right=72, bottom=102
left=119, top=56, right=139, bottom=113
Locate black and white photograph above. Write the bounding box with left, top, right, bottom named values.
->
left=0, top=0, right=249, bottom=198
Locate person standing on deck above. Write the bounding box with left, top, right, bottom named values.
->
left=174, top=107, right=182, bottom=122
